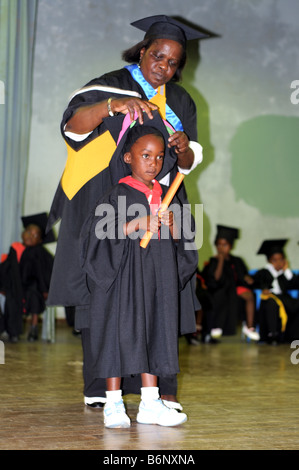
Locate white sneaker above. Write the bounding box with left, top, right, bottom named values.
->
left=137, top=398, right=187, bottom=427
left=104, top=399, right=131, bottom=428
left=242, top=325, right=260, bottom=341
left=211, top=328, right=223, bottom=339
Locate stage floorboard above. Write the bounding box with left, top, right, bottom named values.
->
left=1, top=322, right=299, bottom=451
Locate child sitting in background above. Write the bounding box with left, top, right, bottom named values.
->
left=202, top=225, right=259, bottom=341
left=253, top=239, right=299, bottom=344
left=0, top=213, right=54, bottom=342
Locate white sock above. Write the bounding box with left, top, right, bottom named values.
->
left=140, top=386, right=160, bottom=402
left=105, top=389, right=122, bottom=403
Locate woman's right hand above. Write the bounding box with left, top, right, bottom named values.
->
left=110, top=97, right=158, bottom=124
left=66, top=97, right=158, bottom=134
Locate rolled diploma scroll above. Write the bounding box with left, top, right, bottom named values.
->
left=140, top=172, right=185, bottom=249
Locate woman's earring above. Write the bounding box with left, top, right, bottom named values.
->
left=138, top=57, right=141, bottom=69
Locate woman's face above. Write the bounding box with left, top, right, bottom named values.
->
left=139, top=38, right=183, bottom=89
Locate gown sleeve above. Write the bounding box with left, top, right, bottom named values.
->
left=201, top=257, right=225, bottom=291
left=79, top=187, right=127, bottom=293
left=277, top=270, right=299, bottom=292
left=167, top=192, right=198, bottom=291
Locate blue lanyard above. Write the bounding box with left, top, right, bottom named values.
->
left=124, top=64, right=184, bottom=132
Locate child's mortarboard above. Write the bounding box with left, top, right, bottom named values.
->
left=257, top=239, right=288, bottom=258
left=215, top=224, right=239, bottom=245
left=21, top=212, right=56, bottom=244
left=131, top=15, right=211, bottom=47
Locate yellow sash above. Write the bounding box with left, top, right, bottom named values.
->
left=260, top=293, right=288, bottom=332
left=149, top=85, right=166, bottom=119
left=61, top=87, right=166, bottom=200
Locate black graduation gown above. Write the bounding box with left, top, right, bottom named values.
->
left=202, top=255, right=251, bottom=334
left=0, top=247, right=23, bottom=337
left=0, top=244, right=54, bottom=337
left=252, top=268, right=299, bottom=342
left=80, top=183, right=198, bottom=379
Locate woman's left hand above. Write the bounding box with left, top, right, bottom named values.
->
left=168, top=131, right=194, bottom=169
left=168, top=131, right=189, bottom=154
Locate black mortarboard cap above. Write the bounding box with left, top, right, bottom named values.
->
left=215, top=224, right=239, bottom=245
left=21, top=212, right=56, bottom=244
left=257, top=239, right=288, bottom=258
left=131, top=15, right=210, bottom=47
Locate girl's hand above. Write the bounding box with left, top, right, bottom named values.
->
left=158, top=210, right=173, bottom=227
left=123, top=215, right=160, bottom=236
left=146, top=215, right=160, bottom=233
left=262, top=289, right=271, bottom=295
left=244, top=275, right=254, bottom=285
left=283, top=259, right=289, bottom=271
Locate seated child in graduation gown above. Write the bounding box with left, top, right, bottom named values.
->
left=202, top=225, right=259, bottom=341
left=253, top=239, right=299, bottom=344
left=0, top=213, right=54, bottom=342
left=80, top=124, right=198, bottom=428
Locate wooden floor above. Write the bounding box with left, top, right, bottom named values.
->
left=1, top=321, right=299, bottom=452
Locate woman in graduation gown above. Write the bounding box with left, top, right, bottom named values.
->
left=47, top=15, right=210, bottom=408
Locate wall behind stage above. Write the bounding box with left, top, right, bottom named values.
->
left=24, top=0, right=299, bottom=275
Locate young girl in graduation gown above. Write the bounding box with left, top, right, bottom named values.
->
left=202, top=225, right=259, bottom=341
left=0, top=214, right=54, bottom=342
left=80, top=124, right=197, bottom=428
left=253, top=239, right=299, bottom=344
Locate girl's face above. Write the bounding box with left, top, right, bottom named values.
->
left=269, top=252, right=285, bottom=271
left=124, top=134, right=164, bottom=188
left=139, top=39, right=183, bottom=89
left=22, top=225, right=42, bottom=247
left=215, top=238, right=232, bottom=257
